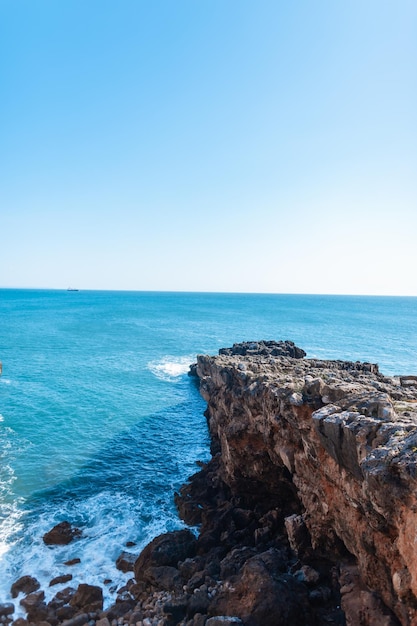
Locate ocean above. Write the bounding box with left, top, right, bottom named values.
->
left=1, top=289, right=417, bottom=608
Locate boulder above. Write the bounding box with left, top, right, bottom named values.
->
left=0, top=603, right=14, bottom=617
left=69, top=583, right=103, bottom=612
left=116, top=550, right=137, bottom=573
left=43, top=521, right=82, bottom=545
left=19, top=591, right=48, bottom=622
left=209, top=553, right=311, bottom=626
left=11, top=575, right=40, bottom=598
left=134, top=529, right=197, bottom=581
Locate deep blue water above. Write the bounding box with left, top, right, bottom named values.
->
left=1, top=289, right=417, bottom=607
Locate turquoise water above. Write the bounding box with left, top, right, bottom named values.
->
left=1, top=289, right=417, bottom=606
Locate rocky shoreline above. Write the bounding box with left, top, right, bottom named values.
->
left=3, top=341, right=417, bottom=626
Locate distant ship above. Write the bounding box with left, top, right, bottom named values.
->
left=67, top=287, right=79, bottom=291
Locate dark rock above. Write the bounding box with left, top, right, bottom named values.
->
left=69, top=584, right=103, bottom=613
left=64, top=558, right=81, bottom=566
left=188, top=363, right=198, bottom=377
left=0, top=604, right=14, bottom=617
left=11, top=576, right=40, bottom=598
left=19, top=591, right=48, bottom=622
left=219, top=547, right=257, bottom=579
left=179, top=556, right=207, bottom=581
left=284, top=514, right=311, bottom=555
left=142, top=565, right=183, bottom=591
left=134, top=529, right=197, bottom=580
left=210, top=555, right=311, bottom=626
left=116, top=551, right=137, bottom=573
left=190, top=614, right=208, bottom=626
left=106, top=600, right=135, bottom=620
left=49, top=574, right=73, bottom=586
left=55, top=605, right=76, bottom=621
left=43, top=521, right=82, bottom=546
left=186, top=570, right=207, bottom=592
left=128, top=610, right=144, bottom=625
left=58, top=613, right=89, bottom=626
left=163, top=595, right=189, bottom=623
left=218, top=340, right=306, bottom=359
left=48, top=586, right=76, bottom=609
left=187, top=590, right=210, bottom=617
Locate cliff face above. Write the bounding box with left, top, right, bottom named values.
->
left=195, top=341, right=417, bottom=626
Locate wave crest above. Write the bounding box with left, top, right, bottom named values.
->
left=147, top=356, right=193, bottom=381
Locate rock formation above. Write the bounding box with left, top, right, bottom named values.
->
left=190, top=341, right=417, bottom=626
left=6, top=340, right=417, bottom=626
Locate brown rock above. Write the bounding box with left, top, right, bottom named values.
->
left=116, top=550, right=137, bottom=573
left=69, top=583, right=103, bottom=612
left=19, top=591, right=48, bottom=622
left=134, top=529, right=197, bottom=580
left=0, top=603, right=14, bottom=617
left=211, top=553, right=311, bottom=626
left=49, top=574, right=73, bottom=586
left=11, top=619, right=28, bottom=626
left=140, top=565, right=183, bottom=591
left=58, top=613, right=89, bottom=626
left=43, top=521, right=82, bottom=545
left=64, top=558, right=81, bottom=566
left=11, top=575, right=40, bottom=598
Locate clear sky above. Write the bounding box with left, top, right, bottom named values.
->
left=1, top=0, right=416, bottom=295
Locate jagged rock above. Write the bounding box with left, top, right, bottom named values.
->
left=58, top=613, right=89, bottom=626
left=49, top=574, right=73, bottom=586
left=218, top=340, right=306, bottom=359
left=43, top=521, right=82, bottom=546
left=0, top=604, right=14, bottom=617
left=69, top=583, right=103, bottom=612
left=134, top=529, right=197, bottom=581
left=19, top=591, right=47, bottom=622
left=140, top=565, right=183, bottom=591
left=163, top=595, right=189, bottom=623
left=11, top=575, right=40, bottom=598
left=116, top=551, right=137, bottom=572
left=210, top=554, right=311, bottom=626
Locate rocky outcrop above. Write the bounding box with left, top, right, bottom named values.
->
left=8, top=341, right=417, bottom=626
left=43, top=521, right=82, bottom=545
left=192, top=341, right=417, bottom=626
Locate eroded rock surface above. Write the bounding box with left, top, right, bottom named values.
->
left=193, top=341, right=417, bottom=626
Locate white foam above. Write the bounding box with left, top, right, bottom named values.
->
left=147, top=355, right=194, bottom=381
left=0, top=485, right=189, bottom=611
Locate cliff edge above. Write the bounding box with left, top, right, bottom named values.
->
left=191, top=341, right=417, bottom=626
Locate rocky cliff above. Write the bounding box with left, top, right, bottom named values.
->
left=192, top=341, right=417, bottom=626
left=6, top=341, right=417, bottom=626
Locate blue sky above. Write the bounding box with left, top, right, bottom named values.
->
left=1, top=0, right=416, bottom=294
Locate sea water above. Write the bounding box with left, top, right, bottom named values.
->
left=1, top=289, right=417, bottom=607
